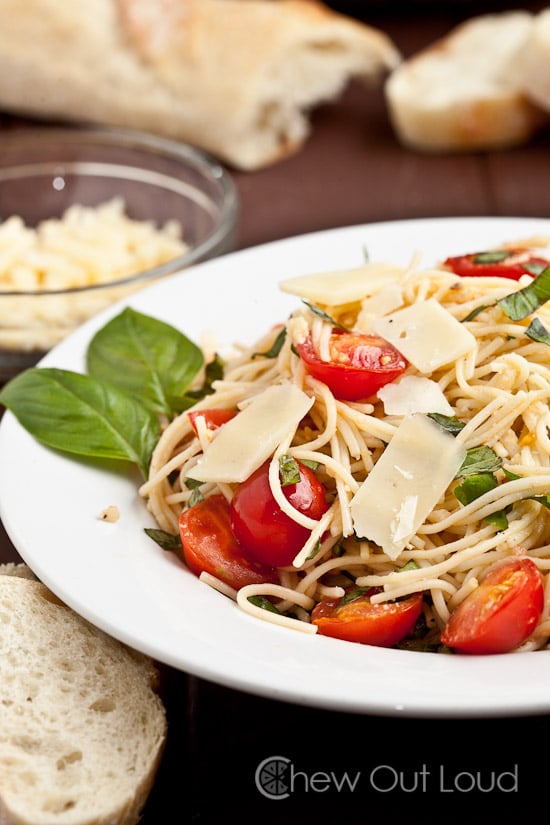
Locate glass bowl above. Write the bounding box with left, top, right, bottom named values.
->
left=0, top=126, right=239, bottom=383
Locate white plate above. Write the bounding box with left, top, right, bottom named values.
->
left=2, top=216, right=550, bottom=719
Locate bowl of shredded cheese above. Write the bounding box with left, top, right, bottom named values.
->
left=0, top=126, right=238, bottom=382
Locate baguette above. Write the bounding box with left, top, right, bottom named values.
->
left=517, top=7, right=550, bottom=113
left=0, top=0, right=400, bottom=170
left=385, top=10, right=546, bottom=153
left=0, top=572, right=167, bottom=825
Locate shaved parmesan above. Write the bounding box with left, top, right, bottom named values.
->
left=378, top=375, right=454, bottom=416
left=279, top=262, right=405, bottom=306
left=189, top=384, right=313, bottom=483
left=371, top=299, right=475, bottom=372
left=355, top=283, right=404, bottom=332
left=350, top=414, right=466, bottom=560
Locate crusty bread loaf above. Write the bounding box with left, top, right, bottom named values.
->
left=0, top=0, right=400, bottom=170
left=517, top=7, right=550, bottom=114
left=385, top=10, right=546, bottom=153
left=0, top=573, right=167, bottom=825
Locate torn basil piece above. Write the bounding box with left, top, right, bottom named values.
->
left=473, top=250, right=513, bottom=264
left=457, top=445, right=503, bottom=477
left=279, top=454, right=301, bottom=485
left=303, top=301, right=348, bottom=330
left=247, top=595, right=281, bottom=614
left=498, top=266, right=550, bottom=321
left=461, top=304, right=493, bottom=322
left=454, top=472, right=499, bottom=506
left=525, top=317, right=550, bottom=346
left=144, top=527, right=182, bottom=553
left=428, top=413, right=466, bottom=435
left=252, top=326, right=287, bottom=359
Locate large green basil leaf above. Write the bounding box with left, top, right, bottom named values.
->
left=0, top=367, right=159, bottom=478
left=86, top=307, right=204, bottom=418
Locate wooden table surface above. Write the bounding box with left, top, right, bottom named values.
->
left=1, top=3, right=550, bottom=823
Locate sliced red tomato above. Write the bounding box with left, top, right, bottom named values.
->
left=178, top=494, right=278, bottom=589
left=296, top=330, right=407, bottom=401
left=230, top=460, right=329, bottom=567
left=311, top=587, right=424, bottom=647
left=188, top=408, right=236, bottom=435
left=440, top=557, right=544, bottom=655
left=444, top=249, right=550, bottom=281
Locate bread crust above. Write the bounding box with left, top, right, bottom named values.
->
left=0, top=0, right=400, bottom=169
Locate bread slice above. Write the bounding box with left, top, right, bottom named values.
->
left=0, top=561, right=37, bottom=580
left=0, top=574, right=167, bottom=825
left=385, top=10, right=546, bottom=153
left=0, top=0, right=400, bottom=170
left=517, top=8, right=550, bottom=113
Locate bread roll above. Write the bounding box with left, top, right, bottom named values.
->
left=0, top=0, right=400, bottom=170
left=0, top=574, right=167, bottom=825
left=385, top=11, right=546, bottom=153
left=517, top=7, right=550, bottom=114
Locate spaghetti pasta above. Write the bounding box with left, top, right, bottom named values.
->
left=140, top=241, right=550, bottom=653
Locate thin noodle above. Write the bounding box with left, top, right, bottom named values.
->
left=140, top=245, right=550, bottom=651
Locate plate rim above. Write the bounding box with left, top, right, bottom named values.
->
left=2, top=215, right=550, bottom=719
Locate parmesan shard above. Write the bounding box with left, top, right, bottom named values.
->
left=371, top=298, right=476, bottom=372
left=279, top=262, right=405, bottom=306
left=189, top=384, right=313, bottom=483
left=355, top=283, right=404, bottom=332
left=377, top=375, right=454, bottom=416
left=350, top=414, right=466, bottom=560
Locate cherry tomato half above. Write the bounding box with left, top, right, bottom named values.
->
left=188, top=408, right=237, bottom=436
left=230, top=460, right=329, bottom=567
left=178, top=494, right=278, bottom=590
left=311, top=587, right=424, bottom=647
left=296, top=330, right=407, bottom=401
left=444, top=249, right=550, bottom=281
left=440, top=557, right=544, bottom=655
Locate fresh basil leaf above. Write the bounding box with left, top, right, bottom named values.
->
left=461, top=304, right=492, bottom=322
left=279, top=454, right=301, bottom=486
left=303, top=301, right=348, bottom=331
left=87, top=307, right=204, bottom=418
left=305, top=541, right=322, bottom=561
left=247, top=595, right=281, bottom=614
left=525, top=316, right=550, bottom=345
left=457, top=446, right=502, bottom=477
left=473, top=250, right=512, bottom=264
left=0, top=367, right=159, bottom=478
left=484, top=509, right=509, bottom=530
left=498, top=266, right=550, bottom=321
left=398, top=560, right=420, bottom=572
left=188, top=487, right=204, bottom=507
left=252, top=326, right=287, bottom=359
left=530, top=494, right=550, bottom=510
left=337, top=586, right=371, bottom=608
left=144, top=527, right=182, bottom=552
left=454, top=472, right=498, bottom=506
left=185, top=477, right=203, bottom=490
left=428, top=413, right=465, bottom=435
